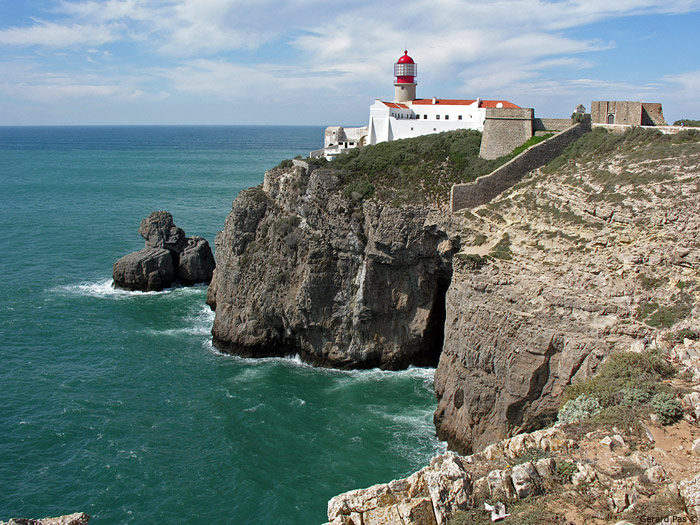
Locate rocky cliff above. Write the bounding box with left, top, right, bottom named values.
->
left=323, top=128, right=700, bottom=524
left=207, top=165, right=453, bottom=369
left=434, top=127, right=700, bottom=453
left=209, top=128, right=700, bottom=456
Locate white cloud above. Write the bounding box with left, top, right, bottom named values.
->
left=0, top=61, right=169, bottom=103
left=159, top=58, right=352, bottom=101
left=0, top=19, right=121, bottom=47
left=663, top=69, right=700, bottom=94
left=1, top=0, right=700, bottom=123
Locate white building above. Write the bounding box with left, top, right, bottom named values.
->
left=314, top=51, right=519, bottom=159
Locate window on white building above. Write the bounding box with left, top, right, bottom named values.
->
left=458, top=115, right=462, bottom=120
left=445, top=115, right=449, bottom=120
left=423, top=115, right=427, bottom=119
left=436, top=115, right=440, bottom=120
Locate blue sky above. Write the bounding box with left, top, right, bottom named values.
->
left=1, top=0, right=699, bottom=125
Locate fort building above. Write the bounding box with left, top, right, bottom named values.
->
left=591, top=101, right=666, bottom=126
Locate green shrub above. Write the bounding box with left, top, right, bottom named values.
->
left=558, top=394, right=601, bottom=424
left=554, top=461, right=577, bottom=484
left=563, top=349, right=676, bottom=407
left=306, top=156, right=328, bottom=168
left=277, top=159, right=293, bottom=169
left=543, top=126, right=687, bottom=174
left=620, top=387, right=652, bottom=406
left=343, top=179, right=375, bottom=201
left=330, top=129, right=512, bottom=205
left=651, top=392, right=683, bottom=425
left=273, top=215, right=301, bottom=237
left=473, top=233, right=488, bottom=246
left=488, top=233, right=512, bottom=260
left=644, top=294, right=695, bottom=328
left=638, top=273, right=664, bottom=290
left=674, top=119, right=700, bottom=127
left=455, top=252, right=487, bottom=269
left=668, top=329, right=699, bottom=343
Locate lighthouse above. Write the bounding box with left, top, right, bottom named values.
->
left=394, top=50, right=417, bottom=102
left=314, top=49, right=522, bottom=157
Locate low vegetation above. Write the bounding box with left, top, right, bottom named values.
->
left=544, top=127, right=700, bottom=174
left=487, top=233, right=512, bottom=260
left=559, top=349, right=680, bottom=430
left=637, top=293, right=695, bottom=328
left=510, top=134, right=553, bottom=157
left=328, top=129, right=512, bottom=205
left=674, top=119, right=700, bottom=127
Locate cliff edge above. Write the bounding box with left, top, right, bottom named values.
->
left=206, top=165, right=452, bottom=369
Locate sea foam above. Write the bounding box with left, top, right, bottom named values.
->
left=52, top=278, right=207, bottom=299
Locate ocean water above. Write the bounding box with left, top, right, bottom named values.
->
left=0, top=126, right=444, bottom=524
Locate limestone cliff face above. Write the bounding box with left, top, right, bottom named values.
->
left=434, top=128, right=700, bottom=453
left=434, top=256, right=607, bottom=454
left=207, top=165, right=452, bottom=369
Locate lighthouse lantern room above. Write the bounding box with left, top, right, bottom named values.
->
left=394, top=51, right=417, bottom=102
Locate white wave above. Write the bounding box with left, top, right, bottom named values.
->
left=207, top=349, right=316, bottom=370
left=290, top=397, right=306, bottom=407
left=52, top=279, right=207, bottom=299
left=146, top=304, right=214, bottom=337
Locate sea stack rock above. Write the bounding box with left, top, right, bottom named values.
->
left=113, top=211, right=215, bottom=291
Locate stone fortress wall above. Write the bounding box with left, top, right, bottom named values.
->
left=479, top=110, right=576, bottom=160
left=478, top=108, right=535, bottom=160
left=591, top=101, right=667, bottom=126
left=452, top=116, right=592, bottom=212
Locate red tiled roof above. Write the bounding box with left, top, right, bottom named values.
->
left=382, top=102, right=409, bottom=109
left=479, top=100, right=520, bottom=109
left=410, top=98, right=520, bottom=108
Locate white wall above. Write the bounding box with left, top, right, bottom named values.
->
left=367, top=100, right=487, bottom=145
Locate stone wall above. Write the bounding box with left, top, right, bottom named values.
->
left=534, top=118, right=572, bottom=131
left=479, top=108, right=535, bottom=160
left=591, top=101, right=667, bottom=127
left=451, top=117, right=592, bottom=212
left=642, top=103, right=667, bottom=126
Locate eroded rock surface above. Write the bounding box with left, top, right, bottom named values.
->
left=113, top=246, right=175, bottom=291
left=435, top=129, right=700, bottom=453
left=207, top=166, right=451, bottom=369
left=113, top=211, right=215, bottom=292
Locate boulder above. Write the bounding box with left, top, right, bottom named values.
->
left=680, top=474, right=700, bottom=518
left=138, top=211, right=186, bottom=253
left=113, top=247, right=175, bottom=291
left=511, top=461, right=541, bottom=499
left=326, top=451, right=471, bottom=525
left=178, top=236, right=215, bottom=285
left=113, top=212, right=215, bottom=291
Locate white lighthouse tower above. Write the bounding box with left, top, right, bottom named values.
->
left=394, top=50, right=417, bottom=102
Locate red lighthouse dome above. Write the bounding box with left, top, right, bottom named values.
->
left=394, top=50, right=417, bottom=84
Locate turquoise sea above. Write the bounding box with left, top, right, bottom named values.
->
left=0, top=126, right=444, bottom=524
